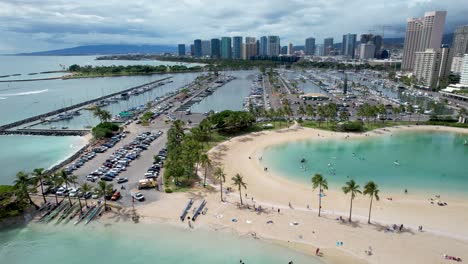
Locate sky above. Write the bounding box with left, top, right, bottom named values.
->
left=0, top=0, right=467, bottom=54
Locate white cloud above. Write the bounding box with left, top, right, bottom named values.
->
left=0, top=0, right=466, bottom=53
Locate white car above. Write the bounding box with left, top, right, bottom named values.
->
left=132, top=192, right=145, bottom=201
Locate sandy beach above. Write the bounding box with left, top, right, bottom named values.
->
left=133, top=124, right=468, bottom=264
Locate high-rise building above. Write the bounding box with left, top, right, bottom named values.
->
left=232, top=36, right=243, bottom=59
left=451, top=25, right=468, bottom=74
left=211, top=39, right=221, bottom=59
left=221, top=37, right=232, bottom=59
left=460, top=54, right=468, bottom=86
left=373, top=35, right=383, bottom=58
left=267, top=36, right=280, bottom=56
left=342, top=34, right=357, bottom=59
left=260, top=36, right=268, bottom=56
left=452, top=25, right=468, bottom=57
left=193, top=39, right=202, bottom=58
left=402, top=11, right=447, bottom=70
left=288, top=43, right=294, bottom=55
left=256, top=40, right=260, bottom=56
left=324, top=38, right=334, bottom=56
left=413, top=48, right=451, bottom=89
left=190, top=44, right=195, bottom=56
left=451, top=56, right=465, bottom=74
left=315, top=44, right=324, bottom=56
left=360, top=34, right=373, bottom=44
left=305, top=37, right=315, bottom=56
left=178, top=44, right=186, bottom=56
left=201, top=40, right=211, bottom=56
left=243, top=37, right=257, bottom=60
left=360, top=42, right=376, bottom=60
left=280, top=46, right=288, bottom=55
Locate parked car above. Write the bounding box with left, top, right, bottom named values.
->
left=132, top=192, right=145, bottom=201
left=83, top=192, right=93, bottom=199
left=111, top=191, right=121, bottom=201
left=117, top=177, right=128, bottom=184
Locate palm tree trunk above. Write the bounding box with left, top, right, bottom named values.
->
left=77, top=197, right=83, bottom=213
left=318, top=183, right=322, bottom=217
left=349, top=196, right=353, bottom=222
left=239, top=187, right=243, bottom=205
left=84, top=198, right=88, bottom=208
left=368, top=196, right=373, bottom=224
left=54, top=193, right=58, bottom=204
left=220, top=181, right=223, bottom=202
left=39, top=179, right=47, bottom=204
left=68, top=195, right=72, bottom=206
left=203, top=167, right=207, bottom=188
left=27, top=194, right=40, bottom=209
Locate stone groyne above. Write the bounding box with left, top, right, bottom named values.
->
left=0, top=77, right=172, bottom=132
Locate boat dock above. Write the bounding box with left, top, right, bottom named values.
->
left=0, top=77, right=172, bottom=135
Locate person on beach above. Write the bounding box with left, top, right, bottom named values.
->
left=316, top=248, right=320, bottom=255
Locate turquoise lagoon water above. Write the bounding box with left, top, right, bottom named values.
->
left=0, top=223, right=321, bottom=264
left=262, top=131, right=468, bottom=196
left=0, top=135, right=86, bottom=184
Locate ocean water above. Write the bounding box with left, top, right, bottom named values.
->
left=261, top=131, right=468, bottom=197
left=0, top=223, right=321, bottom=264
left=0, top=55, right=202, bottom=81
left=0, top=135, right=86, bottom=184
left=0, top=73, right=200, bottom=126
left=191, top=70, right=256, bottom=113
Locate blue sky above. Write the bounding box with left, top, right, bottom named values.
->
left=0, top=0, right=467, bottom=53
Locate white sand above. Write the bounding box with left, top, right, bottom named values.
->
left=135, top=125, right=468, bottom=264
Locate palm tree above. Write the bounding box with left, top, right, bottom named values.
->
left=95, top=181, right=114, bottom=210
left=32, top=168, right=47, bottom=203
left=49, top=173, right=62, bottom=204
left=363, top=181, right=380, bottom=224
left=13, top=171, right=39, bottom=209
left=311, top=173, right=328, bottom=217
left=92, top=107, right=112, bottom=123
left=231, top=173, right=247, bottom=205
left=214, top=167, right=226, bottom=202
left=342, top=179, right=361, bottom=222
left=80, top=183, right=93, bottom=208
left=200, top=154, right=212, bottom=188
left=59, top=170, right=73, bottom=205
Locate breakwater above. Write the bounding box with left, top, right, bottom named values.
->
left=45, top=143, right=90, bottom=174
left=0, top=129, right=89, bottom=136
left=0, top=77, right=172, bottom=132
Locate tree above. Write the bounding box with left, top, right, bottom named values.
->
left=92, top=107, right=112, bottom=123
left=363, top=181, right=380, bottom=224
left=416, top=107, right=425, bottom=124
left=317, top=105, right=327, bottom=126
left=311, top=173, right=328, bottom=217
left=59, top=170, right=74, bottom=206
left=80, top=182, right=93, bottom=208
left=378, top=104, right=387, bottom=123
left=49, top=173, right=62, bottom=204
left=342, top=179, right=361, bottom=222
left=95, top=181, right=114, bottom=210
left=297, top=105, right=306, bottom=117
left=200, top=154, right=212, bottom=188
left=231, top=173, right=247, bottom=205
left=13, top=171, right=39, bottom=209
left=305, top=104, right=315, bottom=120
left=339, top=111, right=349, bottom=122
left=32, top=168, right=47, bottom=204
left=406, top=104, right=414, bottom=122
left=214, top=167, right=226, bottom=202
left=458, top=107, right=467, bottom=120
left=393, top=106, right=401, bottom=120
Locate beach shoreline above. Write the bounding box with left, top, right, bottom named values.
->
left=187, top=124, right=468, bottom=264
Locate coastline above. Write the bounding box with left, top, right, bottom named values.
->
left=193, top=124, right=468, bottom=263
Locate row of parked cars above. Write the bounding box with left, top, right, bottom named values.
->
left=144, top=147, right=167, bottom=180
left=64, top=151, right=96, bottom=174
left=86, top=131, right=164, bottom=184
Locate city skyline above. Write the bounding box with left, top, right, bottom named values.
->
left=1, top=0, right=468, bottom=53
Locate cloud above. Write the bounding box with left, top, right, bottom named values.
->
left=0, top=0, right=467, bottom=53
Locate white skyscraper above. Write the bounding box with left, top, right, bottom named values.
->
left=413, top=47, right=451, bottom=89
left=461, top=54, right=468, bottom=86
left=359, top=42, right=375, bottom=60
left=402, top=11, right=447, bottom=70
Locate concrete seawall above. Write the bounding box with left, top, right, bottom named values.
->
left=0, top=77, right=172, bottom=133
